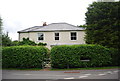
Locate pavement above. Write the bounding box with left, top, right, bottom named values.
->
left=1, top=68, right=120, bottom=81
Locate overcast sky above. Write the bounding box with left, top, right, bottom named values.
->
left=0, top=0, right=119, bottom=41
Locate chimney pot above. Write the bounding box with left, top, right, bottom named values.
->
left=43, top=22, right=47, bottom=26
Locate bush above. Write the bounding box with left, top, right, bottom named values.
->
left=110, top=48, right=120, bottom=66
left=11, top=40, right=19, bottom=46
left=38, top=42, right=47, bottom=46
left=50, top=44, right=112, bottom=69
left=16, top=38, right=47, bottom=46
left=2, top=46, right=48, bottom=68
left=19, top=38, right=37, bottom=46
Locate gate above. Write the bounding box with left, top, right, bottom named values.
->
left=42, top=58, right=51, bottom=69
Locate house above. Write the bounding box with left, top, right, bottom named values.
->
left=18, top=22, right=85, bottom=49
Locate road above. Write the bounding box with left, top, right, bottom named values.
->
left=2, top=69, right=120, bottom=80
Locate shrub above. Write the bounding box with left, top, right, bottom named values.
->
left=18, top=38, right=37, bottom=46
left=11, top=40, right=19, bottom=46
left=50, top=44, right=112, bottom=69
left=110, top=48, right=120, bottom=66
left=38, top=42, right=47, bottom=46
left=2, top=46, right=48, bottom=68
left=18, top=38, right=47, bottom=46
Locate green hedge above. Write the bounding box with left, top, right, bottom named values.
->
left=110, top=48, right=120, bottom=66
left=51, top=44, right=112, bottom=69
left=2, top=46, right=48, bottom=68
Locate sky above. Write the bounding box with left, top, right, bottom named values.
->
left=0, top=0, right=119, bottom=41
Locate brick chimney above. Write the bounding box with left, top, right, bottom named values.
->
left=43, top=22, right=47, bottom=26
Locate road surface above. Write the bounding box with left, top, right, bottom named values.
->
left=2, top=68, right=120, bottom=81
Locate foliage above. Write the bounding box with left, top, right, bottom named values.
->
left=19, top=38, right=37, bottom=46
left=79, top=25, right=87, bottom=28
left=2, top=32, right=13, bottom=46
left=0, top=17, right=13, bottom=47
left=2, top=46, right=48, bottom=68
left=110, top=48, right=120, bottom=66
left=11, top=40, right=19, bottom=46
left=18, top=38, right=47, bottom=46
left=0, top=17, right=2, bottom=32
left=38, top=42, right=47, bottom=46
left=85, top=2, right=120, bottom=49
left=0, top=17, right=2, bottom=47
left=51, top=45, right=112, bottom=69
left=0, top=17, right=2, bottom=67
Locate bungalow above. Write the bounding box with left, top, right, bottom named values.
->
left=18, top=22, right=85, bottom=48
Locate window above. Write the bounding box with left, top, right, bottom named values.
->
left=38, top=33, right=44, bottom=40
left=71, top=32, right=77, bottom=40
left=55, top=32, right=59, bottom=40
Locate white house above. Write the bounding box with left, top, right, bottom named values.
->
left=18, top=22, right=85, bottom=49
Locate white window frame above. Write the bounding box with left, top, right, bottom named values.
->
left=70, top=32, right=77, bottom=41
left=55, top=32, right=59, bottom=41
left=38, top=33, right=44, bottom=41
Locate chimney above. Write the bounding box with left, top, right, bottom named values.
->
left=43, top=22, right=47, bottom=26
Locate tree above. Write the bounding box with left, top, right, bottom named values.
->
left=2, top=32, right=12, bottom=46
left=0, top=17, right=2, bottom=32
left=0, top=17, right=2, bottom=68
left=85, top=2, right=119, bottom=49
left=0, top=17, right=2, bottom=46
left=0, top=17, right=13, bottom=47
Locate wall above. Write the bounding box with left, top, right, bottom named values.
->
left=19, top=31, right=85, bottom=49
left=19, top=33, right=29, bottom=41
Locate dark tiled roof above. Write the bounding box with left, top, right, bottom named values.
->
left=18, top=23, right=85, bottom=33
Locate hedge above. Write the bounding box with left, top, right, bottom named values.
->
left=110, top=48, right=120, bottom=66
left=2, top=46, right=48, bottom=68
left=50, top=44, right=112, bottom=69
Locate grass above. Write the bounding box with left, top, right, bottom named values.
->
left=50, top=66, right=120, bottom=71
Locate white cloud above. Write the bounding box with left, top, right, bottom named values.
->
left=0, top=0, right=96, bottom=40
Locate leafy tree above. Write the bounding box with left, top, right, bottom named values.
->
left=0, top=17, right=13, bottom=47
left=0, top=17, right=2, bottom=46
left=0, top=17, right=2, bottom=67
left=0, top=17, right=2, bottom=32
left=85, top=2, right=119, bottom=49
left=2, top=32, right=12, bottom=46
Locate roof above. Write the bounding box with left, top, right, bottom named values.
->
left=18, top=23, right=85, bottom=33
